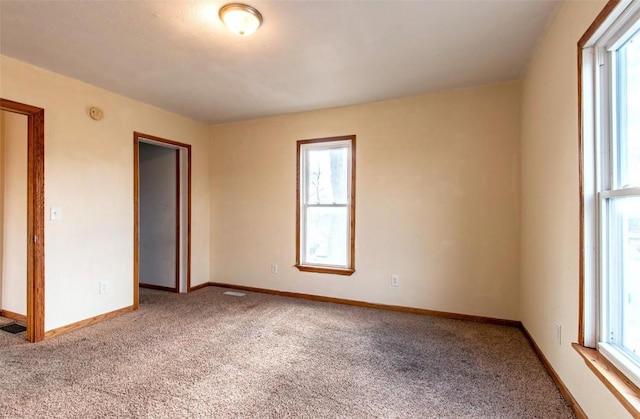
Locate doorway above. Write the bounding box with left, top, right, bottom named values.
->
left=0, top=110, right=28, bottom=331
left=0, top=99, right=45, bottom=342
left=133, top=132, right=191, bottom=308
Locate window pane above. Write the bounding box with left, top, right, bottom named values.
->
left=305, top=206, right=348, bottom=266
left=306, top=147, right=348, bottom=205
left=617, top=30, right=640, bottom=188
left=608, top=195, right=640, bottom=360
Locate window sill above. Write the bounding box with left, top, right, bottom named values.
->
left=573, top=343, right=640, bottom=416
left=295, top=264, right=355, bottom=276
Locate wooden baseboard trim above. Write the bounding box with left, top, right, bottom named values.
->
left=139, top=283, right=178, bottom=293
left=44, top=306, right=134, bottom=339
left=205, top=282, right=521, bottom=328
left=188, top=282, right=210, bottom=292
left=0, top=309, right=27, bottom=323
left=521, top=325, right=586, bottom=418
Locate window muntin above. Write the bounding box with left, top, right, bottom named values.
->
left=590, top=4, right=640, bottom=388
left=296, top=136, right=355, bottom=275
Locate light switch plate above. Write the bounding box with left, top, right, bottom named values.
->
left=50, top=207, right=62, bottom=220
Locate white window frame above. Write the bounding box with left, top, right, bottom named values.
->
left=296, top=136, right=355, bottom=276
left=581, top=0, right=640, bottom=391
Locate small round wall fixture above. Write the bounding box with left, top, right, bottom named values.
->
left=219, top=3, right=263, bottom=36
left=89, top=107, right=104, bottom=121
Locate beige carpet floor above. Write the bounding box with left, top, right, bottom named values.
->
left=0, top=287, right=574, bottom=418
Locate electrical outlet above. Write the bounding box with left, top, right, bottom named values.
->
left=391, top=275, right=400, bottom=287
left=99, top=281, right=109, bottom=295
left=271, top=264, right=278, bottom=274
left=555, top=323, right=562, bottom=345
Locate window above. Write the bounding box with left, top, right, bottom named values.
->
left=596, top=10, right=640, bottom=386
left=580, top=0, right=640, bottom=409
left=296, top=136, right=355, bottom=275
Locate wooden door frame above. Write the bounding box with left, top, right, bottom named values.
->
left=0, top=99, right=45, bottom=342
left=133, top=132, right=191, bottom=308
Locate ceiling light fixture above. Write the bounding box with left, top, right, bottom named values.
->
left=219, top=3, right=263, bottom=37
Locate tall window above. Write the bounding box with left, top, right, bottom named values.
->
left=296, top=136, right=355, bottom=275
left=581, top=0, right=640, bottom=397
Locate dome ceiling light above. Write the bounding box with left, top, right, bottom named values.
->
left=219, top=3, right=263, bottom=36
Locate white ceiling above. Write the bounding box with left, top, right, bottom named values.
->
left=0, top=1, right=561, bottom=124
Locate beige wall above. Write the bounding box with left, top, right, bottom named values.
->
left=520, top=1, right=630, bottom=418
left=0, top=110, right=28, bottom=316
left=210, top=81, right=522, bottom=321
left=0, top=56, right=211, bottom=332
